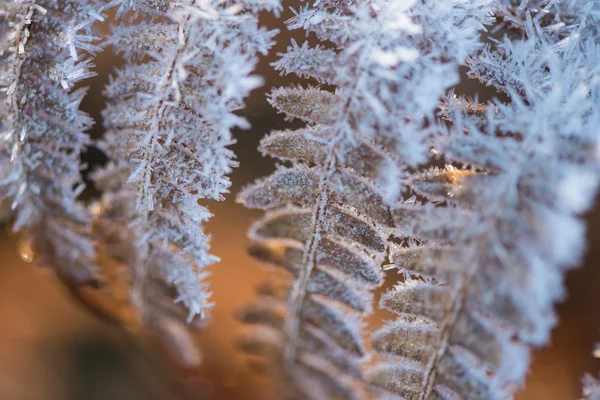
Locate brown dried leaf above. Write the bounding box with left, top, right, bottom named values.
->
left=380, top=281, right=453, bottom=323
left=296, top=352, right=365, bottom=400
left=301, top=295, right=365, bottom=357
left=299, top=324, right=361, bottom=376
left=269, top=87, right=341, bottom=124
left=366, top=360, right=428, bottom=400
left=236, top=296, right=288, bottom=329
left=259, top=129, right=393, bottom=180
left=239, top=166, right=393, bottom=226
left=250, top=205, right=387, bottom=252
left=371, top=317, right=437, bottom=363
left=236, top=327, right=284, bottom=358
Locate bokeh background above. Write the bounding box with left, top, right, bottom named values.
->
left=1, top=7, right=600, bottom=400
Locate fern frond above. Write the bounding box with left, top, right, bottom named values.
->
left=97, top=0, right=277, bottom=322
left=0, top=0, right=104, bottom=282
left=238, top=144, right=388, bottom=398
left=369, top=8, right=600, bottom=396
left=237, top=0, right=492, bottom=397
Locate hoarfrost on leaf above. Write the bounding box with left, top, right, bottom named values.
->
left=97, top=0, right=279, bottom=322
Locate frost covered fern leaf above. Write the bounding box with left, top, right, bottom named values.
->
left=237, top=160, right=390, bottom=399
left=274, top=0, right=492, bottom=203
left=368, top=4, right=600, bottom=399
left=96, top=0, right=278, bottom=322
left=0, top=0, right=104, bottom=282
left=237, top=0, right=491, bottom=398
left=368, top=195, right=533, bottom=399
